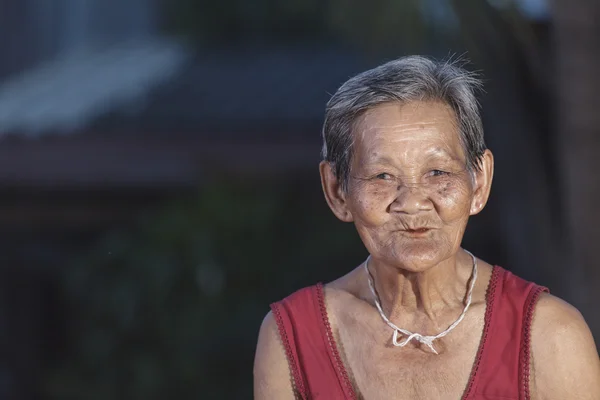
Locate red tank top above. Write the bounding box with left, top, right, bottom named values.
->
left=270, top=266, right=548, bottom=400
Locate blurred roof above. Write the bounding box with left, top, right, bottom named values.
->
left=0, top=38, right=189, bottom=137
left=94, top=44, right=370, bottom=139
left=0, top=40, right=370, bottom=140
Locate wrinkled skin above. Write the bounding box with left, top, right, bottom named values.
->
left=342, top=100, right=483, bottom=273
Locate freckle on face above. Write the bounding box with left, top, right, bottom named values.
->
left=437, top=181, right=452, bottom=196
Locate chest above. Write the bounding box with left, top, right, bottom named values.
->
left=333, top=309, right=485, bottom=399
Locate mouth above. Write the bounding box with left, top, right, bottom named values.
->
left=402, top=228, right=432, bottom=236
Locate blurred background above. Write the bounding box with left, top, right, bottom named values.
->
left=0, top=0, right=598, bottom=398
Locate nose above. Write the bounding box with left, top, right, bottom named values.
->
left=389, top=183, right=433, bottom=214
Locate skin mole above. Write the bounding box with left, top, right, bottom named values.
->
left=437, top=180, right=453, bottom=196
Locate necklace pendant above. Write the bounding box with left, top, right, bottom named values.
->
left=392, top=329, right=409, bottom=347
left=392, top=330, right=439, bottom=354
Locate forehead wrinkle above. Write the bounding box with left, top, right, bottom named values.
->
left=360, top=118, right=457, bottom=142
left=363, top=119, right=463, bottom=153
left=423, top=146, right=464, bottom=161
left=368, top=121, right=441, bottom=129
left=359, top=101, right=458, bottom=127
left=365, top=147, right=459, bottom=166
left=353, top=101, right=465, bottom=164
left=359, top=121, right=446, bottom=138
left=366, top=133, right=458, bottom=154
left=354, top=106, right=454, bottom=145
left=359, top=128, right=454, bottom=149
left=359, top=138, right=465, bottom=170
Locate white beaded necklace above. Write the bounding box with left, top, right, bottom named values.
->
left=365, top=251, right=478, bottom=354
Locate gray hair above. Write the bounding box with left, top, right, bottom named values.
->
left=321, top=55, right=486, bottom=190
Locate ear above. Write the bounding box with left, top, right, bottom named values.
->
left=319, top=161, right=354, bottom=222
left=470, top=149, right=494, bottom=216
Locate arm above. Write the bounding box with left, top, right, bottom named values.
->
left=530, top=293, right=600, bottom=400
left=253, top=311, right=296, bottom=399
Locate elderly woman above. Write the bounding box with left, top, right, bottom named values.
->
left=253, top=56, right=600, bottom=399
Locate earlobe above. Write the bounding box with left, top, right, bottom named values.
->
left=341, top=210, right=353, bottom=222
left=319, top=161, right=354, bottom=222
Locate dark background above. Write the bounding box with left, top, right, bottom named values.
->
left=0, top=0, right=598, bottom=398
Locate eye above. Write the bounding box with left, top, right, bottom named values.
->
left=375, top=173, right=393, bottom=180
left=430, top=170, right=449, bottom=177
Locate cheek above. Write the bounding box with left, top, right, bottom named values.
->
left=432, top=180, right=473, bottom=221
left=349, top=184, right=393, bottom=224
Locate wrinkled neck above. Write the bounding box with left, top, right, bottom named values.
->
left=366, top=250, right=474, bottom=324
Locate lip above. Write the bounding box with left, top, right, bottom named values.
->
left=401, top=228, right=433, bottom=236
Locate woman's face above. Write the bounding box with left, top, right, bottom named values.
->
left=343, top=101, right=481, bottom=272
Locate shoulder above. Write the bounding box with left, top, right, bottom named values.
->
left=531, top=293, right=596, bottom=353
left=255, top=311, right=282, bottom=354
left=529, top=293, right=600, bottom=399
left=253, top=311, right=296, bottom=399
left=276, top=284, right=321, bottom=309
left=323, top=266, right=375, bottom=323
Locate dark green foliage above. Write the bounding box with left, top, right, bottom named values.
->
left=44, top=180, right=365, bottom=399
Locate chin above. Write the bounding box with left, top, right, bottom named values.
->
left=388, top=242, right=451, bottom=273
left=394, top=259, right=439, bottom=273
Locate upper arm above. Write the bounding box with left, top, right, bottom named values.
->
left=530, top=293, right=600, bottom=400
left=253, top=310, right=296, bottom=399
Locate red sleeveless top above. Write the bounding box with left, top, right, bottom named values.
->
left=271, top=266, right=548, bottom=400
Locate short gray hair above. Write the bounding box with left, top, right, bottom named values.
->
left=321, top=55, right=486, bottom=190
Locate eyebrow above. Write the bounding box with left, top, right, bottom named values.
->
left=367, top=149, right=464, bottom=165
left=423, top=151, right=464, bottom=163
left=367, top=155, right=396, bottom=165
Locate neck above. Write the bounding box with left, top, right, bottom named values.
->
left=366, top=249, right=474, bottom=324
